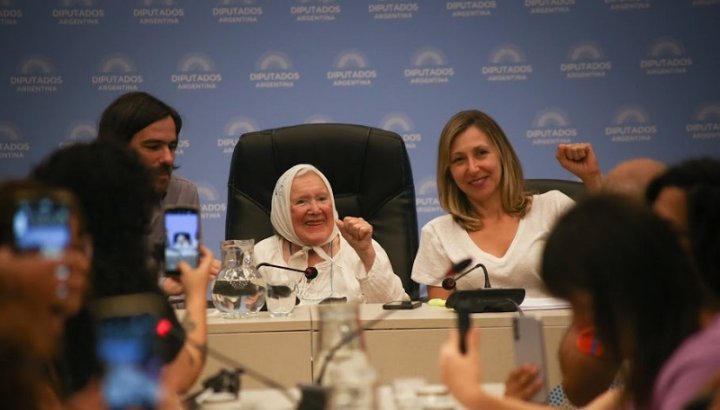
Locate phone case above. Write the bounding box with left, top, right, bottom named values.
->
left=457, top=308, right=470, bottom=354
left=382, top=300, right=421, bottom=310
left=513, top=316, right=549, bottom=403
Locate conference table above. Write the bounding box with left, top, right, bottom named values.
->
left=188, top=299, right=572, bottom=394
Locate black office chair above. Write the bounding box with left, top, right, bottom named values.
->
left=525, top=178, right=586, bottom=201
left=225, top=123, right=420, bottom=300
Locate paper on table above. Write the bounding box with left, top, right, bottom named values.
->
left=520, top=297, right=570, bottom=310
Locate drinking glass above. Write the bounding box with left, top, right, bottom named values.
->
left=263, top=267, right=301, bottom=317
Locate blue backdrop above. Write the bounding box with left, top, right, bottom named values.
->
left=2, top=0, right=719, bottom=253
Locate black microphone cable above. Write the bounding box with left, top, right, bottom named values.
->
left=158, top=320, right=297, bottom=407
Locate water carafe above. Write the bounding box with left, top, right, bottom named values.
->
left=211, top=239, right=266, bottom=318
left=316, top=303, right=377, bottom=409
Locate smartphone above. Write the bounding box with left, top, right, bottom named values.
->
left=513, top=316, right=549, bottom=403
left=382, top=300, right=422, bottom=310
left=12, top=190, right=72, bottom=258
left=457, top=307, right=471, bottom=354
left=163, top=206, right=200, bottom=276
left=94, top=294, right=169, bottom=410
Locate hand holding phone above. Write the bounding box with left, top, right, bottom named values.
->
left=94, top=293, right=170, bottom=410
left=513, top=316, right=549, bottom=403
left=163, top=206, right=200, bottom=276
left=457, top=306, right=471, bottom=354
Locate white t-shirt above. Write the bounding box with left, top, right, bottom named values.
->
left=411, top=191, right=574, bottom=298
left=254, top=235, right=407, bottom=304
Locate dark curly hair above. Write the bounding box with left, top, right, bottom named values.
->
left=646, top=157, right=720, bottom=298
left=542, top=195, right=706, bottom=407
left=31, top=141, right=159, bottom=297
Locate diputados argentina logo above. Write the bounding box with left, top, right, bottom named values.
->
left=172, top=53, right=223, bottom=90
left=561, top=42, right=612, bottom=79
left=59, top=120, right=97, bottom=148
left=368, top=1, right=419, bottom=20
left=526, top=109, right=577, bottom=145
left=0, top=0, right=23, bottom=25
left=605, top=106, right=657, bottom=143
left=217, top=117, right=257, bottom=154
left=10, top=57, right=63, bottom=93
left=482, top=45, right=533, bottom=82
left=91, top=55, right=143, bottom=92
left=380, top=114, right=421, bottom=149
left=446, top=1, right=496, bottom=17
left=415, top=176, right=442, bottom=214
left=250, top=51, right=300, bottom=89
left=290, top=0, right=341, bottom=22
left=640, top=38, right=693, bottom=76
left=197, top=184, right=226, bottom=220
left=404, top=48, right=455, bottom=85
left=604, top=0, right=650, bottom=11
left=0, top=123, right=30, bottom=159
left=52, top=0, right=104, bottom=25
left=686, top=103, right=720, bottom=140
left=525, top=0, right=575, bottom=14
left=327, top=51, right=377, bottom=87
left=133, top=0, right=184, bottom=25
left=212, top=0, right=262, bottom=24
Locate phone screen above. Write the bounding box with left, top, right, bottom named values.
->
left=98, top=314, right=162, bottom=410
left=13, top=197, right=71, bottom=257
left=164, top=207, right=200, bottom=275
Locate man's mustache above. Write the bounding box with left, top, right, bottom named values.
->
left=156, top=164, right=180, bottom=174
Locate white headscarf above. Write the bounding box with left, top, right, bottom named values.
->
left=270, top=164, right=341, bottom=261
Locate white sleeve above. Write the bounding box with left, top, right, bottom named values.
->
left=356, top=239, right=408, bottom=303
left=411, top=221, right=453, bottom=287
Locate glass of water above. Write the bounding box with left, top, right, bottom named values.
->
left=262, top=266, right=301, bottom=317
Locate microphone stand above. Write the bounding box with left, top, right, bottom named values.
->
left=441, top=263, right=487, bottom=290
left=256, top=262, right=319, bottom=281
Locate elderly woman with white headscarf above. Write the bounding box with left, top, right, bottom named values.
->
left=253, top=164, right=407, bottom=304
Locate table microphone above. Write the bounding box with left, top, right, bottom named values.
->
left=256, top=262, right=319, bottom=281
left=157, top=318, right=298, bottom=407
left=441, top=263, right=489, bottom=290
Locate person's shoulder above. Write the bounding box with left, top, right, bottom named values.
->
left=165, top=175, right=199, bottom=206
left=255, top=235, right=281, bottom=251
left=170, top=175, right=197, bottom=190
left=421, top=214, right=456, bottom=232
left=531, top=190, right=574, bottom=210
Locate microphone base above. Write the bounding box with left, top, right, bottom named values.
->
left=297, top=383, right=330, bottom=410
left=446, top=288, right=525, bottom=313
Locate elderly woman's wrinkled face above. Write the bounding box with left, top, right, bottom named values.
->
left=290, top=172, right=334, bottom=246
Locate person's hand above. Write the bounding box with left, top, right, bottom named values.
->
left=556, top=143, right=602, bottom=192
left=162, top=249, right=220, bottom=297
left=439, top=328, right=484, bottom=407
left=504, top=364, right=543, bottom=401
left=177, top=245, right=214, bottom=301
left=210, top=258, right=221, bottom=277
left=336, top=216, right=376, bottom=271
left=161, top=275, right=185, bottom=296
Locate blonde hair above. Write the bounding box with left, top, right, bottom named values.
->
left=436, top=110, right=530, bottom=231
